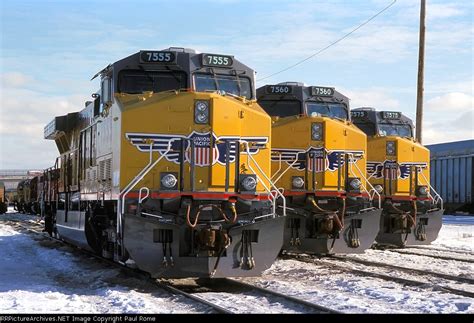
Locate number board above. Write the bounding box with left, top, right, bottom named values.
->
left=351, top=111, right=368, bottom=119
left=311, top=86, right=334, bottom=97
left=139, top=51, right=177, bottom=64
left=265, top=85, right=293, bottom=95
left=202, top=54, right=233, bottom=68
left=382, top=111, right=401, bottom=119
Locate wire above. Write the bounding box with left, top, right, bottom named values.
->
left=257, top=0, right=397, bottom=82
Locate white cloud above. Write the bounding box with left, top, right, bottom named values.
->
left=1, top=72, right=33, bottom=88
left=425, top=92, right=474, bottom=111
left=0, top=81, right=86, bottom=169
left=342, top=87, right=401, bottom=110
left=427, top=3, right=464, bottom=20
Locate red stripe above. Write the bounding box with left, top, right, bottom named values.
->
left=124, top=191, right=271, bottom=201
left=382, top=195, right=416, bottom=201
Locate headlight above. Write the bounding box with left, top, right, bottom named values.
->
left=386, top=141, right=396, bottom=155
left=311, top=122, right=323, bottom=141
left=349, top=178, right=362, bottom=190
left=292, top=176, right=305, bottom=189
left=194, top=100, right=209, bottom=124
left=418, top=186, right=428, bottom=195
left=161, top=173, right=178, bottom=189
left=241, top=175, right=257, bottom=191
left=374, top=184, right=383, bottom=193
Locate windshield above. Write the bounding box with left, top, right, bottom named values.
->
left=258, top=100, right=301, bottom=117
left=194, top=74, right=252, bottom=99
left=353, top=122, right=376, bottom=136
left=118, top=70, right=187, bottom=94
left=378, top=124, right=412, bottom=138
left=306, top=102, right=348, bottom=120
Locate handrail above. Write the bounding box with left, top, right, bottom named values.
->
left=271, top=156, right=300, bottom=185
left=347, top=153, right=381, bottom=209
left=239, top=140, right=286, bottom=217
left=116, top=140, right=175, bottom=255
left=138, top=187, right=150, bottom=204
left=270, top=152, right=284, bottom=181
left=417, top=166, right=443, bottom=210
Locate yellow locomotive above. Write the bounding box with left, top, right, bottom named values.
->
left=43, top=48, right=285, bottom=278
left=257, top=83, right=382, bottom=254
left=351, top=108, right=443, bottom=247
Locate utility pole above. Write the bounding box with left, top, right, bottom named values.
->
left=416, top=0, right=426, bottom=143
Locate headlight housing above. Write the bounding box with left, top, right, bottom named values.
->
left=417, top=186, right=428, bottom=196
left=374, top=184, right=383, bottom=193
left=194, top=100, right=209, bottom=124
left=349, top=178, right=362, bottom=190
left=240, top=174, right=257, bottom=192
left=311, top=122, right=323, bottom=141
left=292, top=176, right=305, bottom=189
left=160, top=173, right=178, bottom=190
left=386, top=141, right=396, bottom=156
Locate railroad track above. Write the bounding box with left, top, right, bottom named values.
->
left=329, top=254, right=474, bottom=285
left=162, top=277, right=340, bottom=313
left=405, top=245, right=474, bottom=257
left=282, top=254, right=474, bottom=299
left=4, top=219, right=230, bottom=314
left=386, top=249, right=474, bottom=263
left=3, top=217, right=339, bottom=314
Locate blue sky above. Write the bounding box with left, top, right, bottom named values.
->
left=0, top=0, right=473, bottom=169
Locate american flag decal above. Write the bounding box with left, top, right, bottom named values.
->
left=185, top=146, right=219, bottom=166
left=367, top=160, right=428, bottom=180
left=126, top=131, right=267, bottom=168
left=272, top=147, right=363, bottom=172
left=384, top=166, right=399, bottom=180
left=184, top=132, right=218, bottom=166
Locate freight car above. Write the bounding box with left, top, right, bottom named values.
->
left=427, top=140, right=474, bottom=214
left=257, top=83, right=382, bottom=254
left=15, top=177, right=41, bottom=215
left=351, top=107, right=443, bottom=247
left=41, top=48, right=285, bottom=278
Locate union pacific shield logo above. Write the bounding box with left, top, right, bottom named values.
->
left=184, top=132, right=218, bottom=166
left=125, top=131, right=268, bottom=167
left=272, top=147, right=363, bottom=172
left=367, top=160, right=427, bottom=180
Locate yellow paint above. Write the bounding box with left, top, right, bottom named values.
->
left=271, top=115, right=368, bottom=192
left=118, top=91, right=271, bottom=193
left=366, top=136, right=430, bottom=196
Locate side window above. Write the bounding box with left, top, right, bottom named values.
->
left=69, top=192, right=80, bottom=211
left=101, top=77, right=112, bottom=105
left=58, top=193, right=66, bottom=210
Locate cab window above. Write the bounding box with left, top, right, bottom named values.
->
left=258, top=100, right=301, bottom=117
left=378, top=124, right=412, bottom=138
left=118, top=70, right=187, bottom=94
left=101, top=77, right=112, bottom=103
left=354, top=123, right=376, bottom=136
left=194, top=74, right=252, bottom=99
left=306, top=102, right=348, bottom=120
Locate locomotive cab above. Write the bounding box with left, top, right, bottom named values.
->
left=43, top=48, right=285, bottom=278
left=351, top=107, right=443, bottom=247
left=257, top=83, right=382, bottom=254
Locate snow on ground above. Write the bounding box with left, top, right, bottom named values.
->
left=244, top=258, right=474, bottom=313
left=1, top=208, right=473, bottom=313
left=238, top=217, right=474, bottom=314
left=0, top=212, right=209, bottom=313
left=432, top=216, right=474, bottom=251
